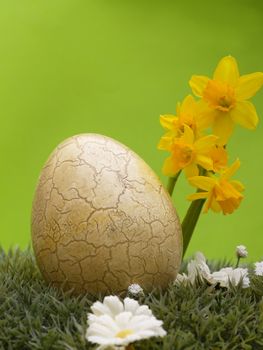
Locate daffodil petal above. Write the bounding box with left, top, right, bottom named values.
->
left=181, top=94, right=196, bottom=114
left=210, top=198, right=221, bottom=212
left=236, top=72, right=263, bottom=100
left=213, top=56, right=239, bottom=86
left=160, top=115, right=177, bottom=130
left=184, top=163, right=199, bottom=178
left=212, top=113, right=235, bottom=145
left=187, top=192, right=208, bottom=201
left=196, top=100, right=215, bottom=129
left=218, top=181, right=243, bottom=199
left=181, top=124, right=194, bottom=144
left=230, top=100, right=259, bottom=130
left=195, top=154, right=213, bottom=170
left=189, top=75, right=209, bottom=97
left=176, top=102, right=181, bottom=116
left=162, top=156, right=181, bottom=176
left=221, top=159, right=240, bottom=180
left=195, top=135, right=218, bottom=152
left=188, top=175, right=216, bottom=191
left=157, top=136, right=172, bottom=151
left=203, top=191, right=214, bottom=213
left=231, top=180, right=245, bottom=192
left=219, top=197, right=242, bottom=215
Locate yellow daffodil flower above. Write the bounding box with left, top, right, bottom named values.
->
left=190, top=56, right=263, bottom=145
left=187, top=159, right=244, bottom=214
left=209, top=145, right=228, bottom=173
left=160, top=95, right=210, bottom=139
left=159, top=124, right=218, bottom=177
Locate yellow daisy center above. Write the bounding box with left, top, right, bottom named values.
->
left=203, top=80, right=236, bottom=112
left=116, top=329, right=134, bottom=339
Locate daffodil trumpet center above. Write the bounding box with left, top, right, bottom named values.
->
left=171, top=143, right=194, bottom=168
left=203, top=80, right=236, bottom=112
left=116, top=329, right=134, bottom=339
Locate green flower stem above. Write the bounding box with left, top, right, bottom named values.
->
left=236, top=257, right=240, bottom=268
left=182, top=196, right=206, bottom=257
left=167, top=171, right=181, bottom=196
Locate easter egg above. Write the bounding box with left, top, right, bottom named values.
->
left=31, top=134, right=182, bottom=295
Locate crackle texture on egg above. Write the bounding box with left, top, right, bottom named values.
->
left=31, top=134, right=182, bottom=295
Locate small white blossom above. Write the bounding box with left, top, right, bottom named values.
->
left=211, top=267, right=250, bottom=288
left=175, top=252, right=212, bottom=285
left=86, top=296, right=166, bottom=349
left=254, top=261, right=263, bottom=276
left=127, top=284, right=144, bottom=297
left=175, top=251, right=250, bottom=289
left=174, top=272, right=189, bottom=286
left=236, top=245, right=248, bottom=258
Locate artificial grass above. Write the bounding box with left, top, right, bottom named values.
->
left=1, top=248, right=263, bottom=350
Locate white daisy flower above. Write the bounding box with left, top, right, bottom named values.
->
left=211, top=267, right=250, bottom=288
left=175, top=252, right=250, bottom=289
left=254, top=261, right=263, bottom=276
left=236, top=245, right=248, bottom=258
left=86, top=296, right=166, bottom=349
left=175, top=252, right=212, bottom=285
left=127, top=284, right=144, bottom=297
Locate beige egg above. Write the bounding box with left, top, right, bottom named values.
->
left=31, top=134, right=182, bottom=295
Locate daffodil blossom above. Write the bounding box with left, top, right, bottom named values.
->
left=159, top=94, right=210, bottom=139
left=209, top=145, right=228, bottom=173
left=190, top=55, right=263, bottom=144
left=159, top=124, right=218, bottom=177
left=86, top=296, right=166, bottom=349
left=188, top=159, right=244, bottom=214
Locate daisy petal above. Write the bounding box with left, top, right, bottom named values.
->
left=103, top=296, right=124, bottom=316
left=236, top=72, right=263, bottom=100
left=230, top=100, right=259, bottom=130
left=124, top=298, right=140, bottom=314
left=213, top=55, right=239, bottom=86
left=135, top=305, right=152, bottom=317
left=91, top=301, right=111, bottom=317
left=115, top=312, right=132, bottom=328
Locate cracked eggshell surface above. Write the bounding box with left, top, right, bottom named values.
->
left=31, top=134, right=182, bottom=295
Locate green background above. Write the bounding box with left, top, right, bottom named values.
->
left=0, top=0, right=262, bottom=262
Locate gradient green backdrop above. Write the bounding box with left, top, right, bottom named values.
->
left=0, top=0, right=262, bottom=262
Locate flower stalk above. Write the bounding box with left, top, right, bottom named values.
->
left=182, top=195, right=205, bottom=257
left=167, top=171, right=181, bottom=196
left=235, top=257, right=241, bottom=268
